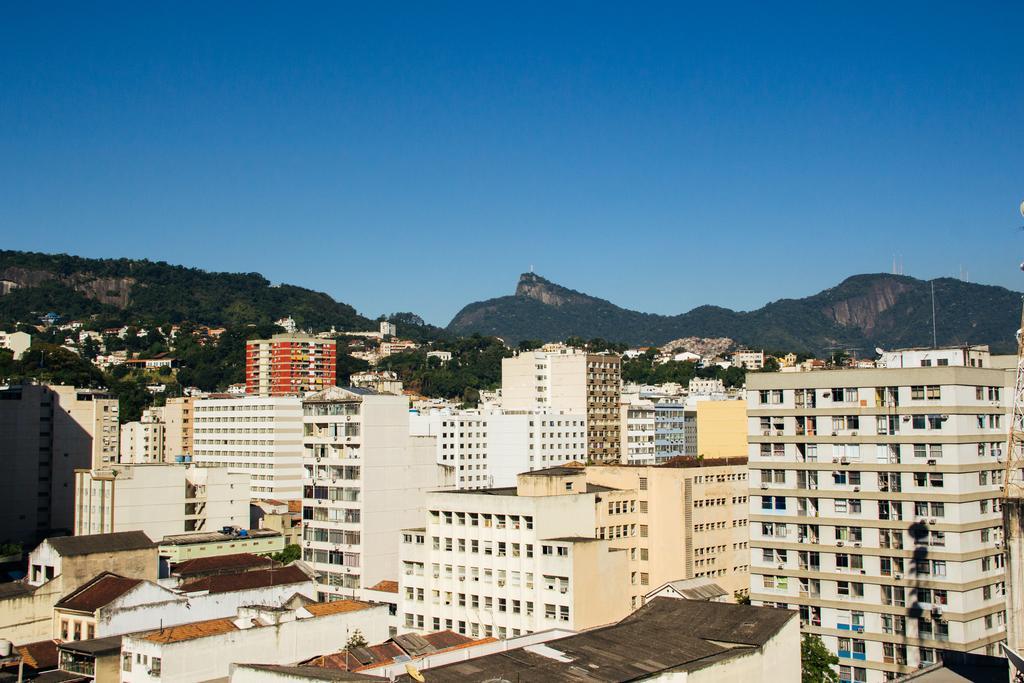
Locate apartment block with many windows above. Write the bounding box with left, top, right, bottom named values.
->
left=398, top=466, right=632, bottom=638
left=192, top=396, right=303, bottom=500
left=410, top=409, right=587, bottom=489
left=501, top=348, right=621, bottom=462
left=245, top=333, right=337, bottom=396
left=747, top=353, right=1011, bottom=682
left=301, top=386, right=451, bottom=604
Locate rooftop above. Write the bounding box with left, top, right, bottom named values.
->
left=303, top=600, right=374, bottom=617
left=233, top=665, right=383, bottom=681
left=646, top=577, right=728, bottom=601
left=393, top=598, right=796, bottom=682
left=159, top=528, right=280, bottom=545
left=519, top=464, right=586, bottom=477
left=0, top=581, right=35, bottom=599
left=46, top=531, right=154, bottom=556
left=171, top=553, right=276, bottom=578
left=54, top=573, right=142, bottom=613
left=366, top=580, right=398, bottom=594
left=142, top=617, right=239, bottom=644
left=57, top=635, right=123, bottom=657
left=15, top=639, right=59, bottom=670
left=178, top=564, right=309, bottom=594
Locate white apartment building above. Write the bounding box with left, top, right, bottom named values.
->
left=878, top=345, right=991, bottom=369
left=502, top=348, right=621, bottom=462
left=300, top=387, right=451, bottom=603
left=74, top=463, right=250, bottom=539
left=747, top=350, right=1011, bottom=682
left=398, top=467, right=632, bottom=638
left=192, top=396, right=303, bottom=500
left=120, top=408, right=166, bottom=464
left=621, top=399, right=656, bottom=464
left=409, top=409, right=587, bottom=489
left=0, top=329, right=31, bottom=359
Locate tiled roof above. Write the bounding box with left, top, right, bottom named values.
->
left=178, top=564, right=309, bottom=594
left=0, top=581, right=35, bottom=599
left=303, top=600, right=374, bottom=617
left=47, top=531, right=154, bottom=557
left=171, top=553, right=274, bottom=577
left=233, top=665, right=384, bottom=681
left=366, top=580, right=398, bottom=593
left=16, top=639, right=59, bottom=669
left=142, top=617, right=238, bottom=644
left=54, top=573, right=142, bottom=613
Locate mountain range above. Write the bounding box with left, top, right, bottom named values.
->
left=447, top=272, right=1023, bottom=353
left=2, top=250, right=1019, bottom=355
left=0, top=250, right=372, bottom=331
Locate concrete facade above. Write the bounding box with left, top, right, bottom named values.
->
left=192, top=396, right=304, bottom=500
left=0, top=384, right=119, bottom=543
left=410, top=409, right=587, bottom=489
left=74, top=463, right=250, bottom=539
left=747, top=358, right=1011, bottom=681
left=398, top=469, right=632, bottom=638
left=502, top=349, right=621, bottom=462
left=301, top=387, right=452, bottom=604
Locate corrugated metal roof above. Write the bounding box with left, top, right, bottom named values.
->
left=47, top=531, right=154, bottom=556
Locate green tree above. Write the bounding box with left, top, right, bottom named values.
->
left=346, top=629, right=368, bottom=649
left=270, top=544, right=301, bottom=564
left=801, top=634, right=839, bottom=683
left=733, top=591, right=750, bottom=605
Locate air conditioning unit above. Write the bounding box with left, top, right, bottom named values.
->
left=560, top=587, right=568, bottom=594
left=853, top=486, right=860, bottom=493
left=927, top=459, right=937, bottom=466
left=810, top=484, right=818, bottom=489
left=761, top=483, right=769, bottom=490
left=853, top=542, right=861, bottom=548
left=894, top=573, right=902, bottom=579
left=929, top=518, right=937, bottom=525
left=458, top=577, right=465, bottom=581
left=777, top=564, right=784, bottom=570
left=860, top=569, right=866, bottom=574
left=837, top=541, right=844, bottom=547
left=498, top=580, right=506, bottom=587
left=763, top=430, right=771, bottom=436
left=832, top=457, right=840, bottom=463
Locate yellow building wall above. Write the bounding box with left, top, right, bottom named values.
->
left=696, top=401, right=747, bottom=457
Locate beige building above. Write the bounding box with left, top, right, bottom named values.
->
left=74, top=463, right=250, bottom=540
left=163, top=397, right=195, bottom=457
left=502, top=348, right=621, bottom=462
left=696, top=399, right=747, bottom=458
left=399, top=460, right=752, bottom=638
left=0, top=531, right=157, bottom=645
left=747, top=349, right=1011, bottom=681
left=399, top=466, right=632, bottom=637
left=120, top=408, right=166, bottom=464
left=589, top=459, right=751, bottom=602
left=0, top=384, right=119, bottom=543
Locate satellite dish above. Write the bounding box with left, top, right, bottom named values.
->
left=1020, top=200, right=1024, bottom=218
left=405, top=663, right=426, bottom=683
left=875, top=347, right=884, bottom=355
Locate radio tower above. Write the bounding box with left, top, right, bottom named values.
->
left=1001, top=199, right=1024, bottom=678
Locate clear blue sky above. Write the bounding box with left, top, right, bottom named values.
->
left=2, top=3, right=1022, bottom=325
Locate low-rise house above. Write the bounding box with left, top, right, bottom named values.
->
left=0, top=532, right=157, bottom=645
left=644, top=577, right=728, bottom=603
left=120, top=600, right=390, bottom=683
left=57, top=635, right=123, bottom=681
left=158, top=528, right=284, bottom=564
left=52, top=564, right=316, bottom=644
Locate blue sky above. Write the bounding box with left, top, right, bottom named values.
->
left=2, top=2, right=1022, bottom=325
